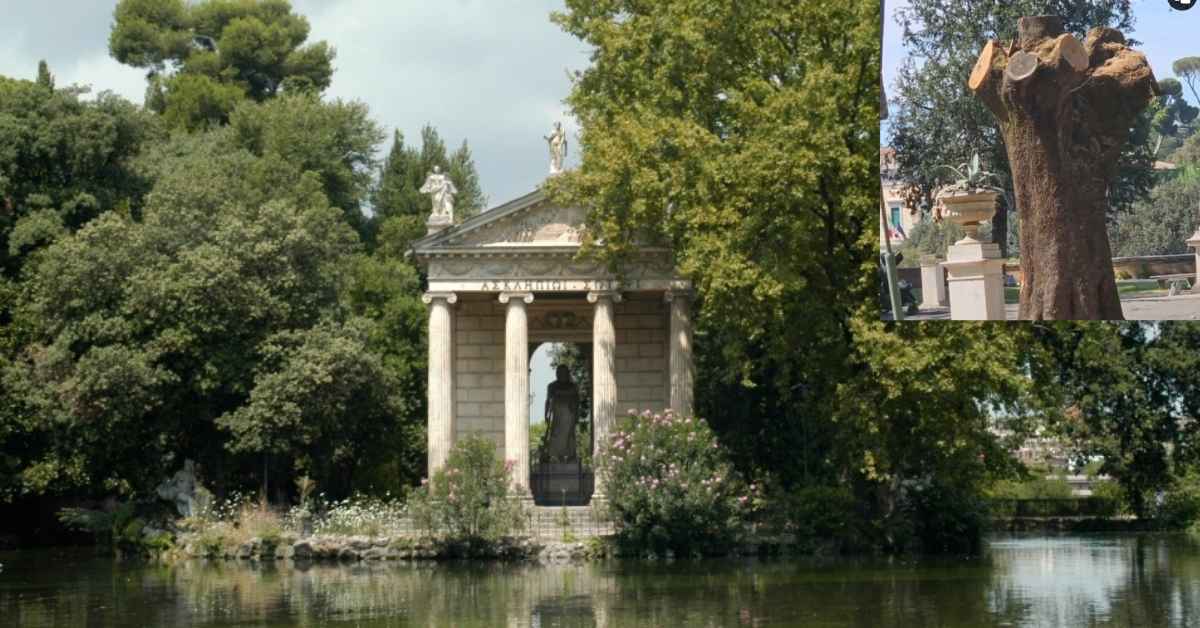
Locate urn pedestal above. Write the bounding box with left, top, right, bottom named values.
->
left=939, top=192, right=1005, bottom=320
left=919, top=255, right=948, bottom=310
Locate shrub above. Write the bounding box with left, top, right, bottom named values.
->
left=761, top=484, right=864, bottom=552
left=904, top=480, right=989, bottom=555
left=987, top=476, right=1074, bottom=499
left=1154, top=471, right=1200, bottom=529
left=1091, top=479, right=1126, bottom=517
left=597, top=409, right=748, bottom=555
left=297, top=493, right=408, bottom=537
left=239, top=498, right=283, bottom=546
left=407, top=435, right=528, bottom=543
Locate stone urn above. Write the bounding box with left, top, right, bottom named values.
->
left=940, top=190, right=999, bottom=243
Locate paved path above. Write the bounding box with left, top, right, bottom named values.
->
left=895, top=293, right=1200, bottom=321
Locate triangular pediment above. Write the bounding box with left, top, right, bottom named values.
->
left=413, top=189, right=589, bottom=252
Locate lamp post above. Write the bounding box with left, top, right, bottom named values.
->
left=879, top=0, right=905, bottom=320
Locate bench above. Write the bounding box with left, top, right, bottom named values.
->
left=1150, top=273, right=1194, bottom=296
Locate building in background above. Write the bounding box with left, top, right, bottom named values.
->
left=880, top=147, right=919, bottom=247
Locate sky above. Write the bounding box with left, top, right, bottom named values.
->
left=0, top=0, right=591, bottom=205
left=883, top=0, right=1200, bottom=141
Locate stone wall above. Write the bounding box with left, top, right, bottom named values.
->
left=614, top=294, right=669, bottom=414
left=454, top=296, right=506, bottom=448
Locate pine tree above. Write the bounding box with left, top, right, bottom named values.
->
left=370, top=126, right=488, bottom=250
left=417, top=125, right=448, bottom=178
left=449, top=140, right=486, bottom=221
left=373, top=130, right=425, bottom=221
left=36, top=60, right=54, bottom=90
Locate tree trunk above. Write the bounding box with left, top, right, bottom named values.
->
left=969, top=17, right=1158, bottom=320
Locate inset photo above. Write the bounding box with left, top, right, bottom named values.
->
left=881, top=0, right=1200, bottom=320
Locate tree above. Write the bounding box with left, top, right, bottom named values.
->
left=0, top=69, right=159, bottom=277
left=838, top=320, right=1034, bottom=551
left=1174, top=57, right=1200, bottom=105
left=1028, top=323, right=1196, bottom=517
left=448, top=140, right=487, bottom=222
left=35, top=61, right=53, bottom=90
left=969, top=18, right=1157, bottom=319
left=888, top=0, right=1146, bottom=260
left=1150, top=78, right=1199, bottom=158
left=110, top=0, right=334, bottom=130
left=1110, top=170, right=1200, bottom=257
left=548, top=0, right=879, bottom=394
left=3, top=123, right=398, bottom=500
left=370, top=126, right=486, bottom=249
left=337, top=253, right=429, bottom=490
left=227, top=93, right=383, bottom=238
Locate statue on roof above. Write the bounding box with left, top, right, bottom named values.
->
left=421, top=165, right=458, bottom=222
left=545, top=121, right=568, bottom=175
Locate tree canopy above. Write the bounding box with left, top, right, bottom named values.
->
left=549, top=0, right=878, bottom=386
left=370, top=126, right=487, bottom=250
left=111, top=0, right=335, bottom=130
left=3, top=122, right=404, bottom=498
left=0, top=66, right=160, bottom=277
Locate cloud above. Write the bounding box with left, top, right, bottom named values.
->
left=292, top=0, right=592, bottom=204
left=2, top=0, right=591, bottom=206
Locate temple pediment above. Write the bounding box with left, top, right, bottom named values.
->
left=456, top=202, right=587, bottom=247
left=412, top=188, right=684, bottom=294
left=412, top=190, right=588, bottom=252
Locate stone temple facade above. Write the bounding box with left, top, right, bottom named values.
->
left=411, top=188, right=694, bottom=504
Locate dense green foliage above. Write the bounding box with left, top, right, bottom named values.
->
left=4, top=118, right=397, bottom=498
left=1111, top=133, right=1200, bottom=256
left=370, top=127, right=486, bottom=248
left=597, top=410, right=749, bottom=555
left=549, top=0, right=880, bottom=515
left=0, top=0, right=479, bottom=511
left=1028, top=323, right=1200, bottom=518
left=111, top=0, right=334, bottom=130
left=0, top=70, right=159, bottom=275
left=408, top=435, right=527, bottom=544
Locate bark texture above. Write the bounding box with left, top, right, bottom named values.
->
left=969, top=16, right=1158, bottom=320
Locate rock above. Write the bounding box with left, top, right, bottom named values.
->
left=292, top=541, right=313, bottom=560
left=338, top=547, right=361, bottom=561
left=362, top=548, right=387, bottom=561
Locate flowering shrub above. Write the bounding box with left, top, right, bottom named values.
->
left=597, top=409, right=748, bottom=555
left=285, top=493, right=408, bottom=538
left=407, top=435, right=527, bottom=543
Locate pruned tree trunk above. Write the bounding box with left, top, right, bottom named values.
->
left=968, top=16, right=1158, bottom=320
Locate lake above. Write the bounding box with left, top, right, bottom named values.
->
left=2, top=534, right=1198, bottom=627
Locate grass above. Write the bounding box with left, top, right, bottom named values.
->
left=1003, top=281, right=1167, bottom=305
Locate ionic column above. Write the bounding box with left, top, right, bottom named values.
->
left=664, top=290, right=694, bottom=417
left=500, top=291, right=534, bottom=498
left=588, top=290, right=621, bottom=499
left=422, top=291, right=457, bottom=480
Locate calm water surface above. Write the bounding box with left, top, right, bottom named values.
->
left=2, top=534, right=1199, bottom=627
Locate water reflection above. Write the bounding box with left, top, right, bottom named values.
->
left=1, top=534, right=1198, bottom=627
